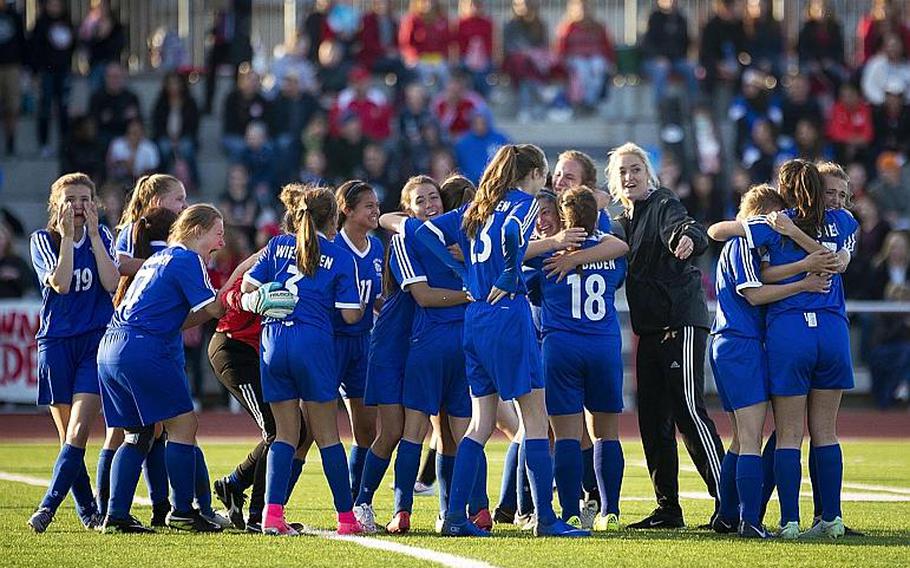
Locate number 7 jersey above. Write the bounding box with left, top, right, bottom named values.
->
left=245, top=233, right=361, bottom=331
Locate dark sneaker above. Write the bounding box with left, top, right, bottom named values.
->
left=27, top=507, right=54, bottom=533
left=150, top=500, right=171, bottom=527
left=844, top=525, right=865, bottom=537
left=493, top=506, right=516, bottom=525
left=627, top=508, right=685, bottom=529
left=711, top=515, right=738, bottom=534
left=214, top=477, right=247, bottom=530
left=245, top=520, right=262, bottom=534
left=534, top=518, right=591, bottom=537
left=738, top=521, right=772, bottom=539
left=102, top=515, right=155, bottom=534
left=166, top=509, right=223, bottom=532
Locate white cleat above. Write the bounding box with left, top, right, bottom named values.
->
left=579, top=499, right=598, bottom=530
left=201, top=510, right=234, bottom=530
left=353, top=503, right=378, bottom=534
left=801, top=516, right=845, bottom=539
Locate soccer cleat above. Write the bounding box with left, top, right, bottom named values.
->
left=470, top=508, right=493, bottom=531
left=534, top=518, right=591, bottom=537
left=81, top=511, right=105, bottom=531
left=166, top=509, right=224, bottom=532
left=337, top=516, right=365, bottom=535
left=579, top=499, right=598, bottom=530
left=245, top=519, right=262, bottom=533
left=101, top=514, right=154, bottom=534
left=150, top=500, right=171, bottom=527
left=776, top=521, right=801, bottom=539
left=385, top=511, right=411, bottom=534
left=201, top=510, right=234, bottom=530
left=566, top=515, right=582, bottom=529
left=435, top=514, right=445, bottom=534
left=493, top=506, right=516, bottom=525
left=593, top=513, right=621, bottom=531
left=801, top=517, right=845, bottom=539
left=263, top=518, right=300, bottom=536
left=353, top=504, right=378, bottom=534
left=27, top=507, right=54, bottom=534
left=844, top=525, right=865, bottom=537
left=710, top=515, right=738, bottom=534
left=627, top=508, right=685, bottom=529
left=413, top=481, right=436, bottom=496
left=214, top=477, right=247, bottom=530
left=514, top=512, right=537, bottom=531
left=440, top=518, right=491, bottom=537
left=738, top=521, right=772, bottom=539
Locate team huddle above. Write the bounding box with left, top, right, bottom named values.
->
left=25, top=141, right=858, bottom=541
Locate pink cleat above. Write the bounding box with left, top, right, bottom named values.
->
left=263, top=504, right=299, bottom=536
left=470, top=508, right=493, bottom=532
left=337, top=511, right=364, bottom=535
left=385, top=511, right=411, bottom=534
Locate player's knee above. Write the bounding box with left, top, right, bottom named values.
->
left=124, top=425, right=156, bottom=454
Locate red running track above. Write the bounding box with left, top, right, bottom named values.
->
left=0, top=409, right=907, bottom=441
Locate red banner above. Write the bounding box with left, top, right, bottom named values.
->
left=0, top=300, right=40, bottom=404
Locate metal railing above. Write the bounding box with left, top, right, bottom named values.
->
left=13, top=1, right=878, bottom=73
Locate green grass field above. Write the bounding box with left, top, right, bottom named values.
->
left=3, top=438, right=909, bottom=567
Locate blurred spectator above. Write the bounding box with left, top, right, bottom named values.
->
left=867, top=231, right=910, bottom=408
left=856, top=0, right=910, bottom=67
left=555, top=0, right=615, bottom=112
left=797, top=0, right=848, bottom=96
left=0, top=221, right=34, bottom=299
left=148, top=26, right=189, bottom=72
left=330, top=66, right=393, bottom=141
left=0, top=1, right=24, bottom=156
left=239, top=121, right=277, bottom=202
left=303, top=0, right=330, bottom=63
left=78, top=0, right=125, bottom=93
left=399, top=0, right=451, bottom=88
left=219, top=163, right=258, bottom=242
left=729, top=69, right=781, bottom=156
left=359, top=0, right=410, bottom=86
left=847, top=161, right=870, bottom=198
left=454, top=107, right=508, bottom=185
left=742, top=0, right=783, bottom=76
left=303, top=112, right=328, bottom=153
left=98, top=181, right=124, bottom=228
left=869, top=152, right=910, bottom=226
left=269, top=34, right=318, bottom=97
left=397, top=82, right=437, bottom=174
left=741, top=118, right=779, bottom=183
left=502, top=0, right=558, bottom=121
left=683, top=172, right=725, bottom=228
left=89, top=63, right=141, bottom=151
left=221, top=69, right=269, bottom=161
left=845, top=194, right=891, bottom=299
left=324, top=0, right=362, bottom=58
left=729, top=164, right=751, bottom=210
left=28, top=0, right=74, bottom=159
left=60, top=115, right=104, bottom=181
left=780, top=74, right=823, bottom=140
left=300, top=148, right=329, bottom=186
left=782, top=118, right=832, bottom=162
left=269, top=73, right=322, bottom=185
left=826, top=82, right=874, bottom=165
left=203, top=1, right=254, bottom=114
left=317, top=39, right=354, bottom=94
left=431, top=69, right=485, bottom=137
left=107, top=117, right=160, bottom=182
left=659, top=152, right=691, bottom=198
left=152, top=72, right=200, bottom=188
left=326, top=112, right=367, bottom=182
left=455, top=0, right=494, bottom=96
left=699, top=0, right=745, bottom=96
left=640, top=0, right=698, bottom=108
left=357, top=142, right=401, bottom=211
left=429, top=147, right=457, bottom=181
left=861, top=33, right=910, bottom=106
left=873, top=82, right=910, bottom=158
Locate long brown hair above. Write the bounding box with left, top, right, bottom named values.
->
left=113, top=207, right=179, bottom=306
left=281, top=183, right=336, bottom=277
left=439, top=174, right=476, bottom=212
left=464, top=144, right=546, bottom=236
left=777, top=159, right=826, bottom=237
left=335, top=180, right=376, bottom=229
left=118, top=174, right=183, bottom=231
left=381, top=176, right=441, bottom=297
left=168, top=204, right=223, bottom=246
left=558, top=185, right=599, bottom=236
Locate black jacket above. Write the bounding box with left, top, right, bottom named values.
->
left=617, top=187, right=711, bottom=335
left=641, top=9, right=690, bottom=61
left=152, top=94, right=200, bottom=143
left=28, top=12, right=74, bottom=72
left=0, top=8, right=26, bottom=65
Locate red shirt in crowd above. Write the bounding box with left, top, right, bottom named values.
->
left=329, top=87, right=393, bottom=141
left=431, top=91, right=486, bottom=137
left=456, top=15, right=493, bottom=71
left=216, top=277, right=262, bottom=352
left=555, top=20, right=615, bottom=61
left=358, top=11, right=399, bottom=70
left=826, top=100, right=874, bottom=145
left=398, top=12, right=450, bottom=65
left=856, top=15, right=910, bottom=66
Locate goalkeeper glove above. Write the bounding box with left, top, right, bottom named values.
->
left=241, top=282, right=297, bottom=319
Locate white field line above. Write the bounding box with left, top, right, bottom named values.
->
left=0, top=471, right=496, bottom=568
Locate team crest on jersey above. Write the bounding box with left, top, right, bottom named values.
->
left=373, top=258, right=383, bottom=275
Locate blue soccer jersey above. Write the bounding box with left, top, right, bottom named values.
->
left=711, top=237, right=764, bottom=339
left=333, top=229, right=384, bottom=335
left=526, top=235, right=626, bottom=336
left=109, top=245, right=216, bottom=338
left=245, top=233, right=361, bottom=331
left=30, top=226, right=117, bottom=339
left=741, top=209, right=858, bottom=319
left=115, top=221, right=168, bottom=259
left=420, top=188, right=539, bottom=302
left=395, top=217, right=466, bottom=334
